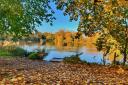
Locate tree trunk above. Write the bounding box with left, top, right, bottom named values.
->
left=113, top=52, right=117, bottom=65
left=102, top=55, right=106, bottom=65
left=123, top=38, right=127, bottom=65
left=123, top=19, right=128, bottom=65
left=123, top=48, right=127, bottom=65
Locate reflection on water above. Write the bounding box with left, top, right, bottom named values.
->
left=20, top=41, right=107, bottom=64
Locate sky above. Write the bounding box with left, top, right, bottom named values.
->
left=37, top=2, right=79, bottom=33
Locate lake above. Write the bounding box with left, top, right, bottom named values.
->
left=19, top=42, right=115, bottom=64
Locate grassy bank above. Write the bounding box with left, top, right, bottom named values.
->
left=0, top=46, right=26, bottom=57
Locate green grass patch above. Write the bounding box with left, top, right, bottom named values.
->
left=0, top=46, right=26, bottom=57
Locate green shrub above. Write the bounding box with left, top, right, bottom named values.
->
left=63, top=55, right=82, bottom=64
left=28, top=52, right=39, bottom=60
left=11, top=47, right=26, bottom=56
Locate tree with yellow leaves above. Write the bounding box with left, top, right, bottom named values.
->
left=55, top=0, right=128, bottom=65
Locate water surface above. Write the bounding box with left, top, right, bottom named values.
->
left=20, top=43, right=109, bottom=64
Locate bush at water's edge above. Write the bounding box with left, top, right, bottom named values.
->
left=63, top=53, right=102, bottom=65
left=63, top=54, right=83, bottom=64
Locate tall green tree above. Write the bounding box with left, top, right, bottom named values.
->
left=0, top=0, right=55, bottom=38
